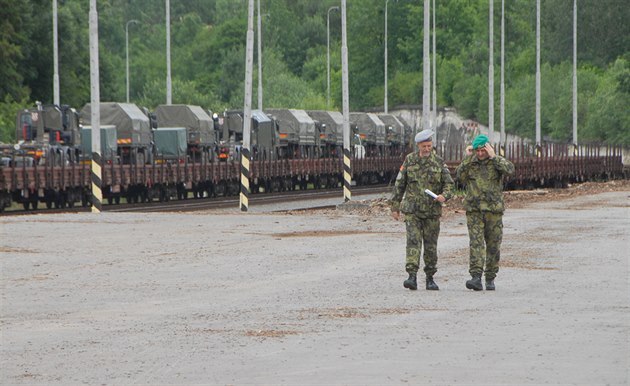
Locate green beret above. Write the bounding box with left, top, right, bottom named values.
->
left=472, top=134, right=489, bottom=149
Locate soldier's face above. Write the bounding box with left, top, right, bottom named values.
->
left=475, top=148, right=489, bottom=160
left=417, top=141, right=433, bottom=157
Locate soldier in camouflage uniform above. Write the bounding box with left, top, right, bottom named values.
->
left=390, top=129, right=454, bottom=291
left=456, top=134, right=515, bottom=291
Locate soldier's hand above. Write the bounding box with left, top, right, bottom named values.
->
left=436, top=194, right=446, bottom=203
left=465, top=145, right=473, bottom=156
left=391, top=211, right=401, bottom=221
left=485, top=143, right=496, bottom=159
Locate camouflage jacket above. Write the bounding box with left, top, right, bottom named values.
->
left=456, top=155, right=515, bottom=213
left=389, top=151, right=454, bottom=218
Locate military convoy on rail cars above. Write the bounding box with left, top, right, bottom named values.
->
left=0, top=102, right=626, bottom=212
left=1, top=102, right=414, bottom=211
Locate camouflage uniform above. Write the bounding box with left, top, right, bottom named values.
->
left=390, top=151, right=454, bottom=277
left=456, top=154, right=515, bottom=280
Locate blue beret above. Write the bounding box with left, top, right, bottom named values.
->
left=414, top=129, right=434, bottom=143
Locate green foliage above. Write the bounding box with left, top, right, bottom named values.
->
left=0, top=0, right=628, bottom=145
left=390, top=71, right=423, bottom=106
left=583, top=59, right=630, bottom=144
left=0, top=94, right=29, bottom=143
left=137, top=78, right=222, bottom=111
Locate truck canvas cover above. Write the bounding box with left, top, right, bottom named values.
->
left=265, top=109, right=316, bottom=145
left=251, top=110, right=276, bottom=150
left=378, top=114, right=405, bottom=144
left=306, top=110, right=344, bottom=146
left=154, top=105, right=215, bottom=145
left=153, top=127, right=187, bottom=157
left=81, top=125, right=118, bottom=160
left=81, top=103, right=152, bottom=146
left=349, top=112, right=386, bottom=145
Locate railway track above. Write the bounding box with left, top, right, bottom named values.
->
left=1, top=185, right=392, bottom=216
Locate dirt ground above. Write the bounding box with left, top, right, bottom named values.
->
left=297, top=179, right=630, bottom=218
left=1, top=180, right=629, bottom=385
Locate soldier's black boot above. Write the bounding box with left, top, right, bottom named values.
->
left=485, top=278, right=495, bottom=291
left=426, top=277, right=439, bottom=291
left=466, top=275, right=483, bottom=291
left=403, top=273, right=418, bottom=290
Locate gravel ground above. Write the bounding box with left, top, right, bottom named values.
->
left=1, top=181, right=629, bottom=385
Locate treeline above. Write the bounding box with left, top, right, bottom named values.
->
left=1, top=0, right=628, bottom=144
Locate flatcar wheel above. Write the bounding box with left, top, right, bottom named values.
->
left=216, top=182, right=227, bottom=197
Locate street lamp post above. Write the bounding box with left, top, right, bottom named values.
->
left=385, top=0, right=398, bottom=114
left=53, top=0, right=60, bottom=106
left=125, top=19, right=139, bottom=103
left=327, top=6, right=339, bottom=110
left=385, top=0, right=389, bottom=113
left=257, top=0, right=263, bottom=110
left=166, top=0, right=172, bottom=104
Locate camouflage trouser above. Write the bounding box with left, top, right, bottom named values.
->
left=404, top=215, right=440, bottom=277
left=466, top=211, right=503, bottom=280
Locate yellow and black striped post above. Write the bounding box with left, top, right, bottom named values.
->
left=343, top=148, right=352, bottom=202
left=239, top=148, right=250, bottom=211
left=91, top=152, right=103, bottom=213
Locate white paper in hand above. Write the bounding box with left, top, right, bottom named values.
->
left=424, top=189, right=438, bottom=199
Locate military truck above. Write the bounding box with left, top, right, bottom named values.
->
left=305, top=110, right=344, bottom=158
left=80, top=102, right=153, bottom=164
left=378, top=113, right=407, bottom=155
left=220, top=110, right=279, bottom=161
left=264, top=108, right=317, bottom=159
left=15, top=103, right=81, bottom=165
left=80, top=125, right=118, bottom=163
left=349, top=112, right=386, bottom=157
left=154, top=104, right=218, bottom=162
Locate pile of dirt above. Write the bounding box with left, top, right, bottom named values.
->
left=302, top=179, right=630, bottom=218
